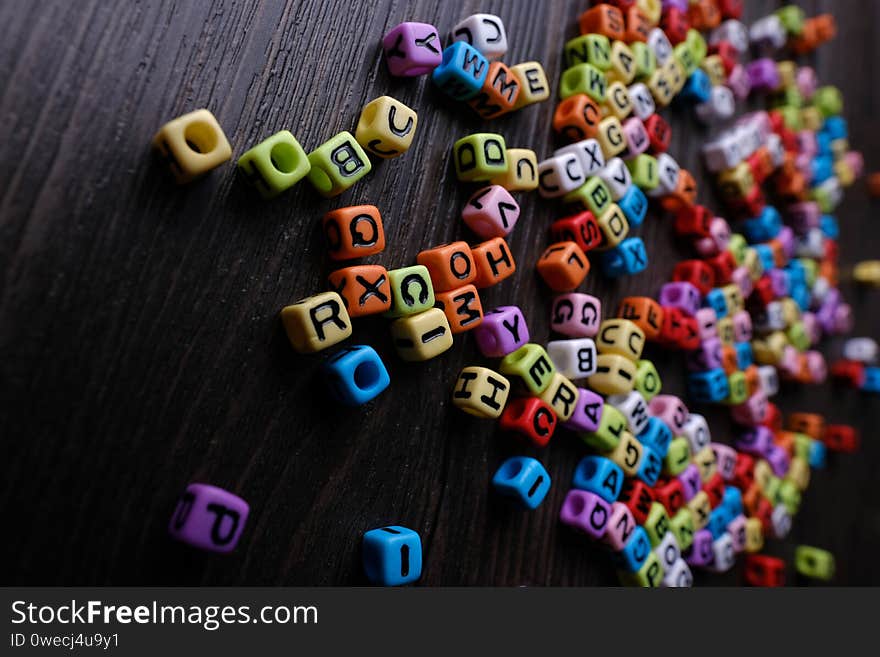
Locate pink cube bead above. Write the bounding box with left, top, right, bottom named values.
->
left=711, top=442, right=738, bottom=480
left=727, top=64, right=751, bottom=100
left=732, top=310, right=752, bottom=342
left=473, top=305, right=529, bottom=357
left=678, top=464, right=702, bottom=501
left=621, top=117, right=650, bottom=159
left=845, top=151, right=864, bottom=178
left=563, top=388, right=605, bottom=433
left=801, top=312, right=820, bottom=345
left=805, top=350, right=827, bottom=382
left=797, top=131, right=817, bottom=158
left=648, top=394, right=689, bottom=434
left=796, top=66, right=817, bottom=100
left=833, top=303, right=853, bottom=334
left=695, top=307, right=718, bottom=341
left=730, top=391, right=768, bottom=425
left=382, top=22, right=443, bottom=76
left=685, top=337, right=723, bottom=371
left=559, top=489, right=611, bottom=539
left=168, top=483, right=249, bottom=553
left=602, top=502, right=637, bottom=550
left=550, top=293, right=602, bottom=337
left=727, top=514, right=747, bottom=552
left=779, top=345, right=800, bottom=378
left=461, top=185, right=520, bottom=238
left=732, top=266, right=753, bottom=297
left=659, top=282, right=701, bottom=317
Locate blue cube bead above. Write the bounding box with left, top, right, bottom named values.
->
left=706, top=506, right=731, bottom=539
left=636, top=444, right=662, bottom=487
left=618, top=184, right=648, bottom=227
left=722, top=486, right=743, bottom=517
left=362, top=526, right=422, bottom=586
left=324, top=345, right=391, bottom=406
left=735, top=341, right=754, bottom=369
left=815, top=131, right=832, bottom=156
left=704, top=288, right=728, bottom=318
left=616, top=525, right=652, bottom=571
left=862, top=367, right=880, bottom=393
left=820, top=214, right=839, bottom=239
left=808, top=441, right=827, bottom=469
left=811, top=155, right=834, bottom=186
left=687, top=368, right=730, bottom=403
left=791, top=282, right=810, bottom=311
left=754, top=243, right=776, bottom=273
left=680, top=69, right=712, bottom=103
left=492, top=456, right=551, bottom=509
left=786, top=260, right=806, bottom=287
left=601, top=236, right=648, bottom=277
left=742, top=206, right=782, bottom=243
left=822, top=116, right=848, bottom=140
left=638, top=416, right=672, bottom=458
left=431, top=42, right=489, bottom=100
left=572, top=455, right=623, bottom=503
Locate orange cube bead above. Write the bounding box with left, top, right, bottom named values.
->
left=322, top=205, right=386, bottom=260
left=791, top=19, right=820, bottom=55
left=867, top=172, right=880, bottom=197
left=417, top=241, right=477, bottom=292
left=773, top=430, right=796, bottom=456
left=552, top=95, right=602, bottom=142
left=328, top=264, right=392, bottom=317
left=578, top=4, right=626, bottom=40
left=744, top=365, right=761, bottom=397
left=720, top=345, right=738, bottom=375
left=435, top=284, right=484, bottom=334
left=468, top=62, right=521, bottom=119
left=786, top=412, right=825, bottom=440
left=658, top=168, right=697, bottom=213
left=814, top=14, right=837, bottom=43
left=617, top=296, right=664, bottom=340
left=536, top=241, right=590, bottom=291
left=688, top=0, right=721, bottom=30
left=624, top=6, right=651, bottom=42
left=472, top=237, right=516, bottom=288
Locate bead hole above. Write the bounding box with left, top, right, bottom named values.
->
left=270, top=141, right=301, bottom=174
left=566, top=493, right=586, bottom=516
left=184, top=120, right=219, bottom=155
left=354, top=360, right=380, bottom=390
left=501, top=459, right=523, bottom=479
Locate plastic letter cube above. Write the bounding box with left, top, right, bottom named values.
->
left=383, top=22, right=442, bottom=76
left=492, top=457, right=551, bottom=509
left=390, top=308, right=453, bottom=361
left=469, top=62, right=521, bottom=119
left=510, top=62, right=551, bottom=109
left=617, top=526, right=652, bottom=571
left=435, top=285, right=483, bottom=334
left=573, top=455, right=624, bottom=503
left=618, top=296, right=664, bottom=339
left=634, top=359, right=662, bottom=401
left=169, top=483, right=249, bottom=553
left=582, top=403, right=627, bottom=451
left=432, top=42, right=489, bottom=100
left=556, top=138, right=607, bottom=177
left=619, top=551, right=664, bottom=587
left=547, top=338, right=597, bottom=380
left=589, top=354, right=636, bottom=395
left=564, top=388, right=605, bottom=434
left=596, top=319, right=645, bottom=361
left=489, top=149, right=538, bottom=192
left=417, top=242, right=476, bottom=292
left=355, top=96, right=418, bottom=158
left=450, top=13, right=508, bottom=60
left=237, top=130, right=309, bottom=198
left=307, top=132, right=371, bottom=197
left=560, top=63, right=608, bottom=103
left=499, top=397, right=557, bottom=447
left=538, top=373, right=579, bottom=421
left=281, top=291, right=352, bottom=354
left=794, top=545, right=835, bottom=581
left=500, top=344, right=556, bottom=395
left=472, top=238, right=516, bottom=287
left=452, top=366, right=510, bottom=419
left=323, top=205, right=385, bottom=260
left=608, top=390, right=650, bottom=435
left=385, top=266, right=435, bottom=318
left=324, top=345, right=390, bottom=405
left=454, top=133, right=507, bottom=181
left=607, top=431, right=645, bottom=476
left=362, top=526, right=422, bottom=586
left=328, top=265, right=392, bottom=317
left=537, top=242, right=590, bottom=291
left=560, top=490, right=611, bottom=538
left=153, top=109, right=232, bottom=184
left=474, top=305, right=528, bottom=357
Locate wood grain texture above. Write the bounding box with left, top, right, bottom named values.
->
left=1, top=0, right=878, bottom=586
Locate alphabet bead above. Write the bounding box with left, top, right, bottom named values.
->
left=664, top=437, right=691, bottom=476
left=435, top=285, right=483, bottom=333
left=547, top=338, right=597, bottom=380
left=618, top=296, right=664, bottom=339
left=596, top=319, right=645, bottom=361
left=355, top=96, right=418, bottom=158
left=324, top=345, right=390, bottom=405
left=662, top=557, right=693, bottom=587
left=452, top=366, right=510, bottom=419
left=472, top=237, right=516, bottom=287
left=637, top=444, right=663, bottom=486
left=383, top=22, right=442, bottom=76
left=634, top=359, right=662, bottom=401
left=469, top=62, right=521, bottom=118
left=474, top=305, right=529, bottom=357
left=550, top=211, right=603, bottom=253
left=307, top=132, right=372, bottom=197
left=555, top=138, right=607, bottom=177
left=743, top=554, right=784, bottom=587
left=582, top=403, right=627, bottom=451
left=501, top=344, right=556, bottom=395
left=573, top=455, right=624, bottom=503
left=362, top=526, right=422, bottom=586
left=589, top=354, right=637, bottom=395
left=670, top=507, right=696, bottom=551
left=499, top=397, right=557, bottom=447
left=323, top=205, right=386, bottom=260
left=597, top=116, right=628, bottom=159
left=607, top=431, right=645, bottom=477
left=492, top=456, right=551, bottom=509
left=618, top=551, right=664, bottom=587
left=608, top=390, right=650, bottom=435
left=605, top=81, right=634, bottom=120
left=560, top=63, right=608, bottom=104
left=237, top=130, right=309, bottom=198
left=640, top=417, right=673, bottom=458
left=580, top=4, right=627, bottom=40
left=433, top=42, right=489, bottom=99
left=603, top=501, right=638, bottom=551
left=617, top=183, right=648, bottom=227
left=560, top=490, right=611, bottom=538
left=538, top=154, right=586, bottom=198
left=617, top=526, right=653, bottom=571
left=553, top=94, right=602, bottom=141
left=794, top=545, right=835, bottom=581
left=538, top=373, right=580, bottom=421
left=449, top=13, right=508, bottom=60
left=453, top=133, right=507, bottom=181
left=281, top=291, right=352, bottom=354
left=390, top=308, right=453, bottom=361
left=537, top=242, right=590, bottom=291
left=655, top=531, right=681, bottom=572
left=385, top=266, right=435, bottom=318
left=597, top=157, right=633, bottom=200
left=328, top=265, right=392, bottom=317
left=596, top=205, right=631, bottom=250
left=510, top=62, right=551, bottom=109
left=564, top=33, right=612, bottom=70
left=417, top=242, right=477, bottom=292
left=153, top=109, right=232, bottom=184
left=168, top=483, right=249, bottom=553
left=489, top=149, right=539, bottom=191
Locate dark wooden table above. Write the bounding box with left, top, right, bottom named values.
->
left=2, top=0, right=878, bottom=586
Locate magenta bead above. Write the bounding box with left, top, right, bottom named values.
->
left=736, top=426, right=773, bottom=457
left=685, top=529, right=715, bottom=567
left=769, top=269, right=790, bottom=297
left=797, top=131, right=817, bottom=157
left=474, top=306, right=529, bottom=357
left=845, top=151, right=864, bottom=178
left=727, top=64, right=751, bottom=100
left=746, top=58, right=780, bottom=93
left=801, top=312, right=820, bottom=345
left=727, top=515, right=747, bottom=552
left=559, top=489, right=611, bottom=539
left=382, top=22, right=442, bottom=76
left=563, top=388, right=605, bottom=433
left=711, top=442, right=738, bottom=481
left=695, top=307, right=718, bottom=341
left=766, top=445, right=790, bottom=477
left=678, top=464, right=702, bottom=502
left=779, top=345, right=800, bottom=378
left=602, top=502, right=637, bottom=550
left=787, top=202, right=820, bottom=233
left=732, top=266, right=753, bottom=297
left=168, top=483, right=249, bottom=553
left=649, top=394, right=689, bottom=433
left=462, top=185, right=520, bottom=238
left=621, top=117, right=650, bottom=159
left=796, top=66, right=817, bottom=99
left=805, top=350, right=827, bottom=382
left=776, top=225, right=795, bottom=260
left=731, top=310, right=752, bottom=342
left=659, top=282, right=701, bottom=317
left=550, top=293, right=602, bottom=337
left=833, top=303, right=853, bottom=334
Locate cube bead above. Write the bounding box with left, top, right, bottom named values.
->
left=324, top=345, right=390, bottom=406
left=307, top=132, right=372, bottom=197
left=323, top=205, right=386, bottom=260
left=500, top=344, right=556, bottom=395
left=153, top=109, right=232, bottom=184
left=385, top=266, right=435, bottom=318
left=433, top=43, right=489, bottom=100
left=453, top=134, right=507, bottom=181
left=547, top=338, right=597, bottom=380
left=499, top=397, right=557, bottom=447
left=281, top=291, right=352, bottom=354
left=559, top=489, right=611, bottom=539
left=573, top=455, right=624, bottom=502
left=168, top=483, right=249, bottom=553
left=452, top=366, right=510, bottom=419
left=473, top=305, right=529, bottom=357
left=449, top=13, right=508, bottom=60
left=362, top=526, right=422, bottom=586
left=355, top=96, right=418, bottom=158
left=237, top=130, right=310, bottom=198
left=328, top=265, right=392, bottom=317
left=382, top=22, right=442, bottom=76
left=492, top=457, right=551, bottom=509
left=390, top=308, right=453, bottom=361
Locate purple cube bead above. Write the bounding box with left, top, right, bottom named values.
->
left=765, top=444, right=790, bottom=477
left=382, top=22, right=443, bottom=76
left=659, top=282, right=702, bottom=317
left=833, top=303, right=853, bottom=334
left=727, top=514, right=747, bottom=552
left=695, top=307, right=718, bottom=341
left=686, top=337, right=723, bottom=371
left=747, top=58, right=780, bottom=94
left=473, top=305, right=529, bottom=357
left=769, top=269, right=790, bottom=297
left=169, top=483, right=249, bottom=553
left=776, top=225, right=795, bottom=260
left=563, top=388, right=605, bottom=433
left=732, top=266, right=753, bottom=297
left=787, top=202, right=820, bottom=233
left=736, top=426, right=773, bottom=457
left=559, top=489, right=611, bottom=539
left=727, top=64, right=751, bottom=100
left=685, top=529, right=715, bottom=567
left=678, top=464, right=702, bottom=502
left=662, top=0, right=689, bottom=12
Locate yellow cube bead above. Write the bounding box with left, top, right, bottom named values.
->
left=744, top=517, right=764, bottom=553
left=588, top=353, right=637, bottom=395
left=538, top=372, right=579, bottom=421
left=281, top=291, right=352, bottom=354
left=605, top=81, right=634, bottom=120
left=722, top=284, right=744, bottom=315
left=687, top=490, right=712, bottom=530
left=510, top=62, right=551, bottom=109
left=581, top=403, right=627, bottom=451
left=854, top=260, right=880, bottom=286
left=718, top=162, right=755, bottom=200
left=701, top=55, right=726, bottom=86
left=605, top=430, right=644, bottom=476
left=390, top=308, right=453, bottom=362
left=607, top=40, right=637, bottom=85
left=831, top=138, right=849, bottom=159
left=500, top=344, right=556, bottom=395
left=596, top=203, right=630, bottom=249
left=787, top=456, right=811, bottom=491
left=670, top=507, right=695, bottom=551
left=355, top=95, right=418, bottom=159
left=777, top=61, right=796, bottom=89
left=619, top=551, right=664, bottom=587
left=152, top=108, right=232, bottom=184
left=716, top=317, right=734, bottom=346
left=662, top=57, right=686, bottom=95
left=596, top=116, right=628, bottom=159
left=834, top=159, right=855, bottom=187
left=490, top=148, right=539, bottom=191
left=664, top=437, right=691, bottom=476
left=743, top=247, right=764, bottom=280
left=794, top=546, right=835, bottom=581
left=754, top=459, right=773, bottom=492
left=693, top=446, right=717, bottom=482
left=801, top=106, right=823, bottom=131
left=596, top=319, right=646, bottom=361
left=646, top=68, right=674, bottom=107
left=452, top=366, right=510, bottom=419
left=780, top=298, right=800, bottom=325
left=637, top=0, right=661, bottom=24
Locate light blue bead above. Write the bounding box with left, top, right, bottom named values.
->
left=822, top=116, right=848, bottom=140
left=706, top=506, right=732, bottom=539
left=791, top=282, right=810, bottom=311
left=820, top=214, right=839, bottom=239
left=723, top=486, right=743, bottom=517
left=616, top=525, right=652, bottom=571
left=601, top=236, right=648, bottom=277
left=432, top=42, right=489, bottom=100
left=638, top=417, right=672, bottom=458
left=808, top=441, right=827, bottom=469
left=636, top=444, right=662, bottom=487
left=861, top=367, right=880, bottom=393
left=816, top=131, right=832, bottom=156
left=742, top=206, right=782, bottom=243
left=735, top=341, right=753, bottom=369
left=493, top=456, right=551, bottom=509
left=754, top=243, right=776, bottom=272
left=704, top=288, right=728, bottom=318
left=811, top=155, right=834, bottom=186
left=785, top=260, right=807, bottom=287
left=362, top=526, right=422, bottom=586
left=618, top=184, right=648, bottom=227
left=572, top=455, right=623, bottom=502
left=688, top=368, right=729, bottom=403
left=324, top=345, right=391, bottom=406
left=680, top=69, right=712, bottom=103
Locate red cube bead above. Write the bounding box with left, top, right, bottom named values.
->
left=731, top=452, right=755, bottom=491
left=579, top=4, right=626, bottom=40
left=822, top=424, right=860, bottom=453
left=624, top=6, right=651, bottom=42
left=717, top=0, right=743, bottom=20
left=709, top=41, right=739, bottom=75
left=618, top=296, right=665, bottom=341
left=688, top=0, right=722, bottom=30
left=751, top=276, right=775, bottom=307
left=658, top=305, right=686, bottom=347
left=619, top=478, right=656, bottom=525
left=644, top=114, right=672, bottom=153
left=743, top=555, right=785, bottom=587
left=654, top=478, right=686, bottom=515
left=761, top=402, right=784, bottom=433
left=702, top=472, right=726, bottom=508
left=676, top=315, right=700, bottom=351
left=672, top=260, right=715, bottom=296
left=830, top=360, right=866, bottom=388
left=660, top=7, right=690, bottom=45
left=674, top=204, right=713, bottom=238
left=707, top=250, right=737, bottom=286
left=498, top=397, right=558, bottom=448
left=550, top=211, right=603, bottom=253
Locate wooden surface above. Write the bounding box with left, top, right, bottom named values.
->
left=2, top=0, right=879, bottom=586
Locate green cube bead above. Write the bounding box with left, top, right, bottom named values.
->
left=776, top=5, right=805, bottom=35
left=238, top=130, right=310, bottom=199
left=771, top=86, right=803, bottom=110
left=631, top=41, right=656, bottom=80
left=560, top=63, right=607, bottom=103
left=779, top=479, right=802, bottom=515
left=452, top=133, right=508, bottom=182
left=306, top=131, right=371, bottom=197
left=670, top=507, right=695, bottom=552
left=673, top=42, right=698, bottom=78
left=686, top=29, right=707, bottom=66
left=564, top=34, right=611, bottom=70
left=644, top=502, right=670, bottom=547
left=384, top=266, right=435, bottom=318
left=811, top=185, right=836, bottom=213
left=814, top=86, right=843, bottom=118
left=634, top=359, right=662, bottom=402
left=793, top=433, right=813, bottom=461
left=664, top=437, right=691, bottom=476
left=564, top=176, right=612, bottom=216
left=500, top=344, right=556, bottom=395
left=787, top=322, right=810, bottom=351
left=794, top=545, right=835, bottom=580
left=798, top=258, right=818, bottom=287
left=619, top=551, right=664, bottom=587
left=764, top=475, right=782, bottom=504
left=626, top=154, right=659, bottom=191
left=581, top=403, right=627, bottom=451
left=725, top=372, right=749, bottom=405
left=778, top=105, right=803, bottom=131
left=728, top=233, right=748, bottom=265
